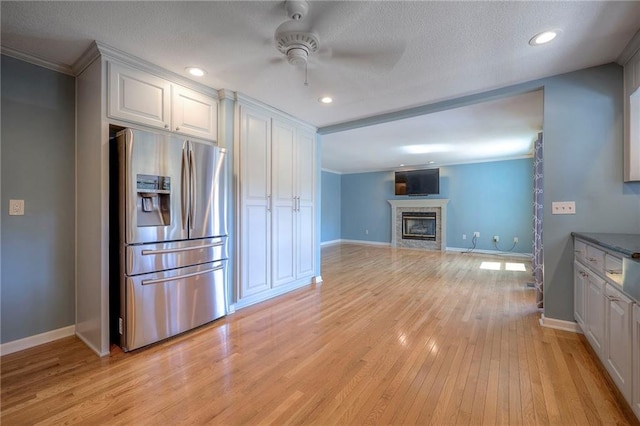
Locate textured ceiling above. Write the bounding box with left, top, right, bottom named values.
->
left=1, top=1, right=639, bottom=172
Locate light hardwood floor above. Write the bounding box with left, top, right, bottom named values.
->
left=1, top=244, right=637, bottom=425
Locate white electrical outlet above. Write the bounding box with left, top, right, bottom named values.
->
left=9, top=199, right=24, bottom=216
left=551, top=201, right=576, bottom=215
left=365, top=229, right=369, bottom=235
left=462, top=234, right=466, bottom=240
left=473, top=232, right=480, bottom=238
left=513, top=237, right=519, bottom=243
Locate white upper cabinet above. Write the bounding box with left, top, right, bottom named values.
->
left=108, top=61, right=171, bottom=130
left=108, top=61, right=217, bottom=141
left=172, top=85, right=217, bottom=140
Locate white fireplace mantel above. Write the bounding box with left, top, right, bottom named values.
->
left=388, top=199, right=449, bottom=250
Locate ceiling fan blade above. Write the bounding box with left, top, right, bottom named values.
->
left=305, top=1, right=373, bottom=44
left=316, top=42, right=407, bottom=73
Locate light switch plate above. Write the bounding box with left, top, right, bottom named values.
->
left=551, top=201, right=576, bottom=215
left=9, top=199, right=24, bottom=216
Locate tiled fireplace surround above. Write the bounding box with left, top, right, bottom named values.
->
left=388, top=199, right=449, bottom=251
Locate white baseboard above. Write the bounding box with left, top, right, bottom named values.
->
left=313, top=275, right=323, bottom=285
left=446, top=246, right=532, bottom=258
left=320, top=239, right=341, bottom=247
left=340, top=239, right=391, bottom=247
left=1, top=325, right=76, bottom=356
left=539, top=314, right=582, bottom=333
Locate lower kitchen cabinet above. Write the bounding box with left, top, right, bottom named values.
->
left=573, top=235, right=640, bottom=421
left=633, top=304, right=640, bottom=419
left=604, top=283, right=633, bottom=403
left=585, top=272, right=606, bottom=358
left=574, top=261, right=588, bottom=329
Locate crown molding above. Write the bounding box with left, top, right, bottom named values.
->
left=217, top=89, right=237, bottom=101
left=235, top=92, right=317, bottom=131
left=617, top=28, right=640, bottom=65
left=1, top=45, right=74, bottom=76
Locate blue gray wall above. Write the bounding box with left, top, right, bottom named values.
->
left=541, top=64, right=640, bottom=321
left=321, top=170, right=341, bottom=243
left=320, top=63, right=640, bottom=323
left=1, top=55, right=76, bottom=343
left=337, top=159, right=534, bottom=253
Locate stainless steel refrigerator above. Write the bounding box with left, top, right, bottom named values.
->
left=116, top=128, right=228, bottom=351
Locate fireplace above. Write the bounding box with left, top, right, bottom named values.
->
left=388, top=199, right=449, bottom=251
left=402, top=212, right=436, bottom=240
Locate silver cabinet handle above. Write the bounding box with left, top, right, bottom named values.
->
left=267, top=195, right=272, bottom=212
left=607, top=295, right=620, bottom=302
left=606, top=269, right=622, bottom=275
left=586, top=257, right=598, bottom=262
left=142, top=264, right=224, bottom=286
left=141, top=241, right=224, bottom=256
left=164, top=124, right=169, bottom=129
left=176, top=126, right=180, bottom=131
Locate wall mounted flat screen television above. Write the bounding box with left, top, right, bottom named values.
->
left=395, top=168, right=440, bottom=196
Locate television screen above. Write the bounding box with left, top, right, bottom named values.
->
left=395, top=168, right=440, bottom=195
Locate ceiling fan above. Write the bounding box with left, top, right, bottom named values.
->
left=274, top=0, right=319, bottom=67
left=271, top=0, right=406, bottom=85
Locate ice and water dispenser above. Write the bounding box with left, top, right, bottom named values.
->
left=136, top=174, right=171, bottom=226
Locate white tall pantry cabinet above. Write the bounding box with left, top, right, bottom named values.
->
left=236, top=97, right=318, bottom=308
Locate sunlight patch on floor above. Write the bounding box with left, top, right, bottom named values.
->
left=479, top=261, right=527, bottom=271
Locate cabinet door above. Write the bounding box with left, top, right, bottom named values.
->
left=585, top=273, right=606, bottom=358
left=172, top=85, right=218, bottom=141
left=295, top=128, right=316, bottom=279
left=604, top=284, right=633, bottom=403
left=574, top=261, right=588, bottom=329
left=271, top=119, right=296, bottom=287
left=633, top=304, right=640, bottom=420
left=108, top=61, right=170, bottom=130
left=239, top=106, right=272, bottom=298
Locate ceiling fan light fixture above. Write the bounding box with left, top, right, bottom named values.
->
left=529, top=30, right=559, bottom=46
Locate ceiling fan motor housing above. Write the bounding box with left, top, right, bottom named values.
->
left=275, top=26, right=319, bottom=66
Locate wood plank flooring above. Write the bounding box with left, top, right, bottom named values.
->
left=2, top=244, right=637, bottom=425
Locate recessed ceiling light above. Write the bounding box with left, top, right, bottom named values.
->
left=529, top=30, right=559, bottom=46
left=319, top=96, right=333, bottom=104
left=186, top=67, right=206, bottom=77
left=428, top=161, right=435, bottom=164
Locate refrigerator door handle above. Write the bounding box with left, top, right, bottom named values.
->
left=181, top=145, right=188, bottom=230
left=141, top=241, right=225, bottom=256
left=189, top=142, right=196, bottom=230
left=141, top=264, right=224, bottom=286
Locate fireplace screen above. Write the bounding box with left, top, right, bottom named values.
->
left=402, top=212, right=436, bottom=240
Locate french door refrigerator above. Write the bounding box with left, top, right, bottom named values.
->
left=116, top=128, right=228, bottom=351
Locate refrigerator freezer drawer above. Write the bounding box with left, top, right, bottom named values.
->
left=125, top=237, right=227, bottom=276
left=123, top=260, right=227, bottom=351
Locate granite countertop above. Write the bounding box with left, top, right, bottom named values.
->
left=571, top=232, right=640, bottom=258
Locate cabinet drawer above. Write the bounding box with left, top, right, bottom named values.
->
left=605, top=254, right=623, bottom=286
left=585, top=244, right=605, bottom=272
left=574, top=239, right=587, bottom=262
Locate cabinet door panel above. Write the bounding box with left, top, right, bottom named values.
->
left=633, top=304, right=640, bottom=420
left=604, top=285, right=632, bottom=403
left=172, top=85, right=217, bottom=140
left=272, top=205, right=295, bottom=287
left=108, top=62, right=170, bottom=129
left=296, top=128, right=316, bottom=204
left=241, top=204, right=270, bottom=297
left=574, top=261, right=587, bottom=328
left=297, top=203, right=315, bottom=278
left=239, top=107, right=271, bottom=297
left=585, top=274, right=605, bottom=358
